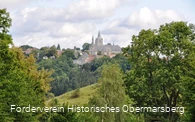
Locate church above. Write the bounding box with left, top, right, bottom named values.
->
left=73, top=31, right=121, bottom=65
left=88, top=31, right=121, bottom=56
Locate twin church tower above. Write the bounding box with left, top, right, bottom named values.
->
left=73, top=31, right=121, bottom=65
left=88, top=31, right=121, bottom=56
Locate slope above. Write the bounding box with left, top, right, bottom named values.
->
left=46, top=83, right=98, bottom=106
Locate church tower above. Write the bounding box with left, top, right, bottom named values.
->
left=92, top=35, right=94, bottom=45
left=95, top=31, right=103, bottom=46
left=98, top=31, right=101, bottom=37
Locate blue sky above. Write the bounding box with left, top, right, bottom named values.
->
left=0, top=0, right=194, bottom=49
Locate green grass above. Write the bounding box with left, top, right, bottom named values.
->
left=46, top=84, right=99, bottom=106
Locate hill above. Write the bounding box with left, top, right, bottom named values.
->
left=46, top=84, right=99, bottom=106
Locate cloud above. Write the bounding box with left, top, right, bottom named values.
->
left=101, top=7, right=186, bottom=47
left=9, top=0, right=137, bottom=49
left=11, top=18, right=96, bottom=48
left=64, top=0, right=140, bottom=22
left=122, top=7, right=185, bottom=29
left=10, top=7, right=67, bottom=36
left=13, top=30, right=96, bottom=49
left=10, top=0, right=132, bottom=35
left=64, top=0, right=121, bottom=21
left=50, top=23, right=96, bottom=38
left=8, top=1, right=189, bottom=49
left=102, top=27, right=138, bottom=47
left=0, top=0, right=30, bottom=10
left=0, top=0, right=55, bottom=10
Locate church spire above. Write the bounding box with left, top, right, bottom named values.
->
left=92, top=35, right=94, bottom=45
left=98, top=31, right=101, bottom=37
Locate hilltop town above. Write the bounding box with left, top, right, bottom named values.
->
left=21, top=31, right=122, bottom=65
left=73, top=31, right=121, bottom=65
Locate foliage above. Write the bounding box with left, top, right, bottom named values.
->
left=90, top=56, right=111, bottom=71
left=97, top=51, right=102, bottom=55
left=38, top=45, right=57, bottom=61
left=38, top=51, right=99, bottom=96
left=111, top=54, right=131, bottom=72
left=45, top=92, right=55, bottom=100
left=20, top=45, right=33, bottom=51
left=70, top=88, right=80, bottom=98
left=40, top=104, right=79, bottom=122
left=82, top=43, right=91, bottom=51
left=0, top=9, right=53, bottom=121
left=89, top=63, right=126, bottom=122
left=57, top=44, right=61, bottom=50
left=124, top=21, right=195, bottom=121
left=61, top=48, right=76, bottom=59
left=0, top=44, right=53, bottom=121
left=0, top=9, right=11, bottom=34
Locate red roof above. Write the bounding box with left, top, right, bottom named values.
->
left=85, top=54, right=95, bottom=63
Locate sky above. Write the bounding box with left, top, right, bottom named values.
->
left=1, top=0, right=195, bottom=49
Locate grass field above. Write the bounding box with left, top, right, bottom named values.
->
left=46, top=83, right=99, bottom=106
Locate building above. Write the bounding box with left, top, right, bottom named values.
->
left=23, top=48, right=33, bottom=55
left=73, top=52, right=95, bottom=65
left=73, top=31, right=121, bottom=65
left=88, top=31, right=121, bottom=56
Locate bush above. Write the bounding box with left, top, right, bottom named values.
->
left=49, top=98, right=59, bottom=106
left=70, top=89, right=80, bottom=98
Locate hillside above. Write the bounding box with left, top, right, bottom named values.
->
left=46, top=84, right=99, bottom=106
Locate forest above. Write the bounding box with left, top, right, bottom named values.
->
left=0, top=8, right=195, bottom=122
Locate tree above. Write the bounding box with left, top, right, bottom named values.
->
left=89, top=63, right=126, bottom=122
left=0, top=9, right=11, bottom=34
left=57, top=44, right=61, bottom=50
left=20, top=45, right=33, bottom=51
left=91, top=56, right=111, bottom=71
left=111, top=54, right=131, bottom=72
left=0, top=47, right=53, bottom=121
left=0, top=9, right=12, bottom=44
left=82, top=43, right=90, bottom=51
left=0, top=9, right=53, bottom=121
left=61, top=49, right=76, bottom=60
left=49, top=45, right=57, bottom=57
left=124, top=21, right=195, bottom=121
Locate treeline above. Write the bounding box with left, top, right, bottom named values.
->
left=38, top=50, right=130, bottom=96
left=20, top=35, right=130, bottom=97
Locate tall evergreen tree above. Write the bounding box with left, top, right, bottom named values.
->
left=57, top=44, right=61, bottom=50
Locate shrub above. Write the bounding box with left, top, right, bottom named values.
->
left=70, top=89, right=80, bottom=98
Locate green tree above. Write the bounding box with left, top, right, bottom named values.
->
left=111, top=54, right=131, bottom=72
left=124, top=21, right=195, bottom=121
left=82, top=43, right=91, bottom=51
left=49, top=45, right=57, bottom=57
left=57, top=44, right=61, bottom=50
left=89, top=63, right=126, bottom=122
left=62, top=49, right=76, bottom=60
left=20, top=45, right=33, bottom=51
left=0, top=47, right=53, bottom=121
left=91, top=56, right=111, bottom=71
left=0, top=9, right=11, bottom=34
left=0, top=9, right=53, bottom=121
